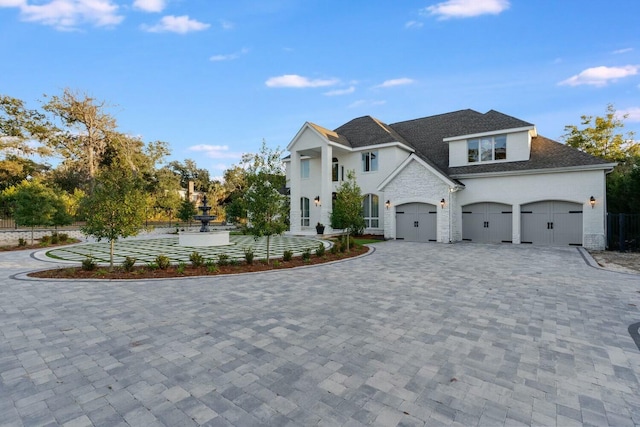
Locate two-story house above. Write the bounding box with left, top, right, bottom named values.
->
left=284, top=109, right=616, bottom=250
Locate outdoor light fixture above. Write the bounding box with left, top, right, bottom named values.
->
left=385, top=200, right=391, bottom=209
left=440, top=198, right=446, bottom=209
left=589, top=196, right=596, bottom=208
left=314, top=196, right=321, bottom=206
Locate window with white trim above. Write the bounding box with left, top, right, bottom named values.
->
left=300, top=197, right=310, bottom=226
left=300, top=159, right=310, bottom=178
left=468, top=135, right=507, bottom=163
left=361, top=151, right=378, bottom=172
left=363, top=194, right=379, bottom=228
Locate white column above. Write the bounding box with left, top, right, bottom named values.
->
left=512, top=203, right=521, bottom=244
left=320, top=144, right=333, bottom=231
left=289, top=151, right=301, bottom=233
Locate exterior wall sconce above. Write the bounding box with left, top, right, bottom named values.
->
left=589, top=196, right=596, bottom=209
left=385, top=200, right=391, bottom=209
left=440, top=198, right=446, bottom=209
left=314, top=196, right=321, bottom=206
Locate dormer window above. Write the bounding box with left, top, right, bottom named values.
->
left=468, top=135, right=507, bottom=163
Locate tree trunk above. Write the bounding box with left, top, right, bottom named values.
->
left=110, top=239, right=115, bottom=270
left=266, top=235, right=271, bottom=265
left=31, top=226, right=34, bottom=246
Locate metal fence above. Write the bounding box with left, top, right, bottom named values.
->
left=607, top=213, right=640, bottom=252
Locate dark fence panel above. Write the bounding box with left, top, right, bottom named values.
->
left=607, top=213, right=640, bottom=252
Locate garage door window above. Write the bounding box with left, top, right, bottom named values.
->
left=363, top=194, right=379, bottom=228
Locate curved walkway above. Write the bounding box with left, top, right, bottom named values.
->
left=1, top=242, right=640, bottom=426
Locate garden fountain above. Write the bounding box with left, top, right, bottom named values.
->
left=178, top=195, right=230, bottom=247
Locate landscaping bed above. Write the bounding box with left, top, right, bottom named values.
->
left=28, top=244, right=370, bottom=279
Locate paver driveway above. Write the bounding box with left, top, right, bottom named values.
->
left=1, top=242, right=640, bottom=426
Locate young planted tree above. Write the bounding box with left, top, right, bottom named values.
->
left=243, top=141, right=288, bottom=264
left=330, top=170, right=365, bottom=251
left=80, top=167, right=147, bottom=269
left=13, top=179, right=57, bottom=244
left=177, top=197, right=198, bottom=229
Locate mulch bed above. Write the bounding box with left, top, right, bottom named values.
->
left=0, top=239, right=81, bottom=252
left=28, top=245, right=370, bottom=280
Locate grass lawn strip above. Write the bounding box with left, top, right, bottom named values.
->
left=46, top=235, right=325, bottom=266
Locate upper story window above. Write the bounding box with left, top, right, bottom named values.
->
left=362, top=151, right=378, bottom=172
left=301, top=159, right=310, bottom=178
left=332, top=157, right=339, bottom=182
left=468, top=135, right=507, bottom=163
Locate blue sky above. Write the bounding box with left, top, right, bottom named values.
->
left=1, top=0, right=639, bottom=178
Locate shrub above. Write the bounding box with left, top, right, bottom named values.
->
left=18, top=238, right=27, bottom=247
left=341, top=235, right=355, bottom=249
left=58, top=233, right=69, bottom=242
left=40, top=235, right=51, bottom=244
left=315, top=243, right=326, bottom=257
left=176, top=261, right=186, bottom=274
left=146, top=262, right=158, bottom=270
left=243, top=247, right=255, bottom=265
left=189, top=251, right=205, bottom=268
left=302, top=248, right=311, bottom=261
left=217, top=253, right=230, bottom=266
left=95, top=268, right=108, bottom=276
left=82, top=255, right=97, bottom=271
left=121, top=256, right=136, bottom=272
left=229, top=259, right=239, bottom=266
left=272, top=260, right=280, bottom=268
left=283, top=249, right=293, bottom=262
left=50, top=233, right=59, bottom=244
left=206, top=259, right=218, bottom=273
left=155, top=254, right=171, bottom=270
left=330, top=240, right=341, bottom=254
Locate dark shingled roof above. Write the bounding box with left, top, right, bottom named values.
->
left=334, top=116, right=409, bottom=148
left=325, top=109, right=612, bottom=178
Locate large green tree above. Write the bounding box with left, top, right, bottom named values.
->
left=243, top=141, right=288, bottom=264
left=80, top=166, right=147, bottom=269
left=563, top=104, right=640, bottom=213
left=330, top=170, right=365, bottom=251
left=1, top=95, right=52, bottom=189
left=563, top=103, right=638, bottom=162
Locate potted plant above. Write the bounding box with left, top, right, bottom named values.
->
left=316, top=222, right=325, bottom=235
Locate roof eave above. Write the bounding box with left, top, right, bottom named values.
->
left=450, top=163, right=618, bottom=179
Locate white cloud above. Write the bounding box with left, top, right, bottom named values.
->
left=375, top=78, right=414, bottom=88
left=0, top=0, right=25, bottom=7
left=619, top=107, right=640, bottom=122
left=133, top=0, right=166, bottom=13
left=220, top=19, right=234, bottom=30
left=324, top=86, right=355, bottom=96
left=210, top=48, right=249, bottom=62
left=613, top=47, right=633, bottom=55
left=404, top=20, right=423, bottom=29
left=348, top=100, right=386, bottom=108
left=14, top=0, right=123, bottom=30
left=424, top=0, right=509, bottom=19
left=143, top=15, right=209, bottom=33
left=559, top=65, right=638, bottom=87
left=265, top=74, right=339, bottom=88
left=188, top=144, right=242, bottom=160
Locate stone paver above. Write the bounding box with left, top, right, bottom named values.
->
left=1, top=240, right=640, bottom=426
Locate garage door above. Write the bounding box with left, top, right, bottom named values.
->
left=462, top=202, right=512, bottom=243
left=521, top=201, right=583, bottom=246
left=396, top=203, right=437, bottom=242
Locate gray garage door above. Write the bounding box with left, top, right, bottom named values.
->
left=521, top=201, right=583, bottom=246
left=396, top=203, right=437, bottom=242
left=462, top=202, right=513, bottom=243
